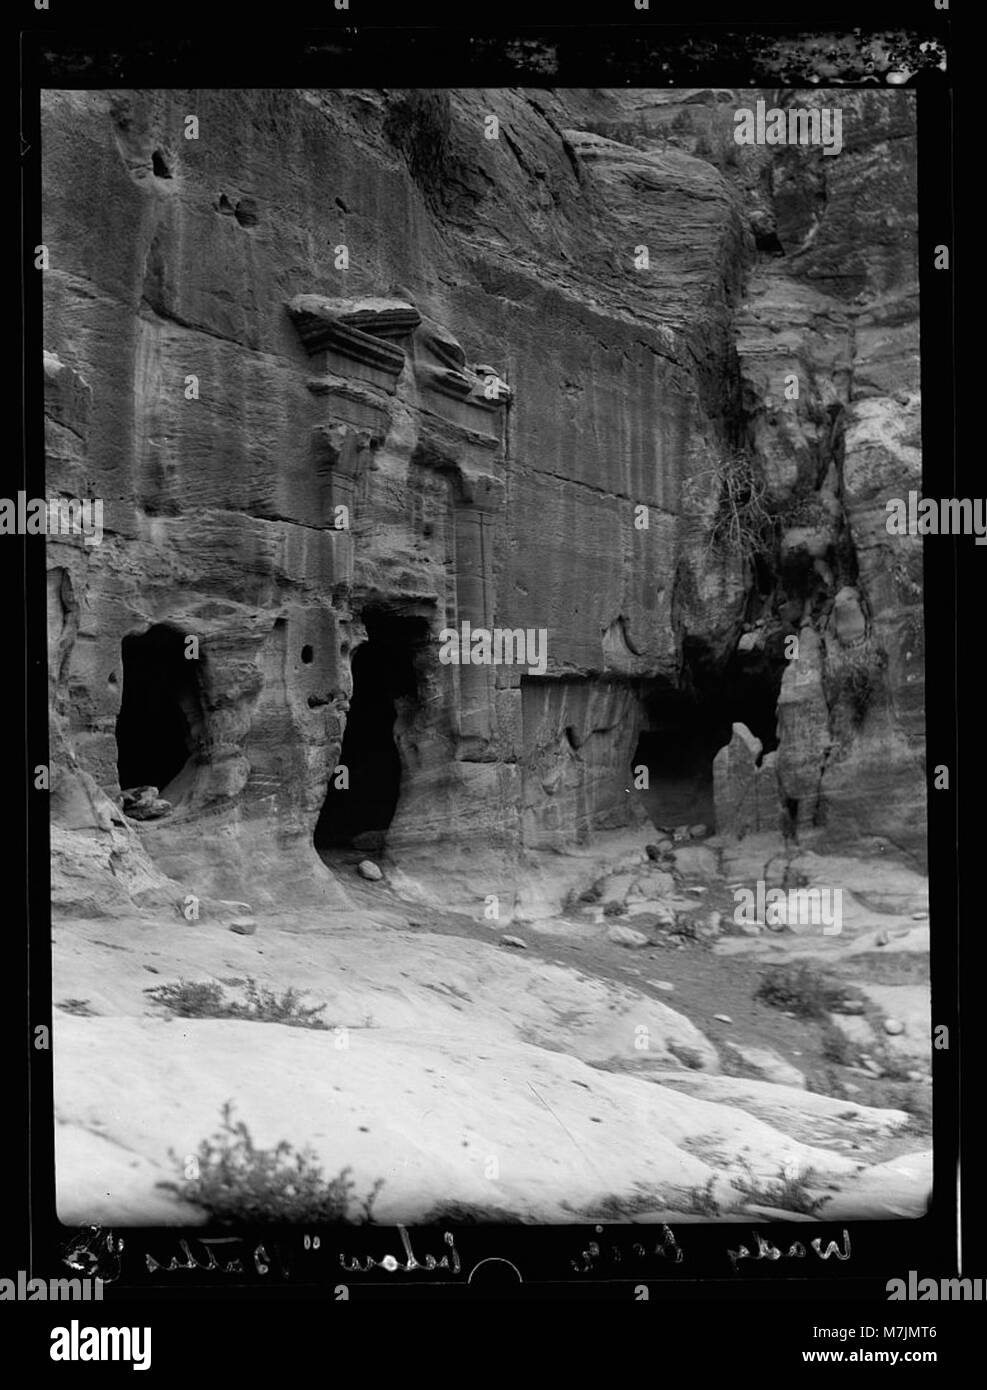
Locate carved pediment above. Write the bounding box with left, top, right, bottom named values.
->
left=287, top=295, right=415, bottom=379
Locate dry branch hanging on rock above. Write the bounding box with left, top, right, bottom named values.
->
left=684, top=450, right=774, bottom=567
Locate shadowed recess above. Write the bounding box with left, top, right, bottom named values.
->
left=633, top=641, right=785, bottom=830
left=115, top=624, right=203, bottom=796
left=314, top=610, right=428, bottom=854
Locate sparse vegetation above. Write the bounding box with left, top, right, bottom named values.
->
left=733, top=1162, right=832, bottom=1217
left=871, top=1047, right=914, bottom=1083
left=585, top=1188, right=669, bottom=1220
left=899, top=1087, right=933, bottom=1136
left=803, top=1064, right=849, bottom=1100
left=692, top=133, right=716, bottom=164
left=889, top=554, right=922, bottom=601
left=824, top=638, right=888, bottom=724
left=685, top=449, right=774, bottom=567
left=422, top=1201, right=525, bottom=1224
left=755, top=962, right=853, bottom=1020
left=668, top=1040, right=707, bottom=1071
left=564, top=880, right=604, bottom=914
left=145, top=978, right=330, bottom=1029
left=146, top=979, right=227, bottom=1017
left=56, top=998, right=96, bottom=1017
left=159, top=1102, right=384, bottom=1224
left=779, top=491, right=834, bottom=531
left=683, top=1175, right=722, bottom=1217
left=820, top=1022, right=857, bottom=1066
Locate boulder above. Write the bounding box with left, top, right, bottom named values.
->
left=712, top=723, right=762, bottom=838
left=723, top=1042, right=806, bottom=1089
left=626, top=905, right=677, bottom=933
left=120, top=786, right=172, bottom=821
left=126, top=798, right=173, bottom=822
left=606, top=925, right=650, bottom=949
left=671, top=845, right=719, bottom=880
left=832, top=585, right=867, bottom=647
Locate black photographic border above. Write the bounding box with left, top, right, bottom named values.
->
left=11, top=0, right=976, bottom=1340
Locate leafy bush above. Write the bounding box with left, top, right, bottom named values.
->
left=755, top=963, right=851, bottom=1020
left=146, top=980, right=227, bottom=1017
left=159, top=1102, right=384, bottom=1224
left=145, top=978, right=329, bottom=1029
left=733, top=1162, right=831, bottom=1217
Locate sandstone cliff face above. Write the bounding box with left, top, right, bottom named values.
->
left=42, top=86, right=923, bottom=911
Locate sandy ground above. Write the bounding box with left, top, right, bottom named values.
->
left=52, top=832, right=932, bottom=1226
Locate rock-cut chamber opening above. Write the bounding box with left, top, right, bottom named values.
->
left=115, top=624, right=204, bottom=798
left=632, top=642, right=784, bottom=831
left=314, top=610, right=428, bottom=856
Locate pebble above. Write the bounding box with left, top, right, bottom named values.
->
left=883, top=1017, right=905, bottom=1036
left=357, top=860, right=383, bottom=881
left=689, top=824, right=708, bottom=839
left=501, top=935, right=528, bottom=950
left=875, top=930, right=890, bottom=947
left=912, top=911, right=929, bottom=921
left=648, top=979, right=675, bottom=992
left=229, top=920, right=257, bottom=936
left=713, top=1013, right=733, bottom=1024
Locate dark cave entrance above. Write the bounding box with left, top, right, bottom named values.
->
left=314, top=610, right=428, bottom=855
left=115, top=624, right=204, bottom=797
left=631, top=640, right=785, bottom=831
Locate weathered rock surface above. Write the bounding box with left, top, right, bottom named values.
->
left=52, top=906, right=923, bottom=1225
left=44, top=88, right=928, bottom=1225
left=723, top=1042, right=805, bottom=1089
left=606, top=924, right=650, bottom=948
left=42, top=86, right=923, bottom=912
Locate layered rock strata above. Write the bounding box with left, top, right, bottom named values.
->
left=41, top=86, right=924, bottom=910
